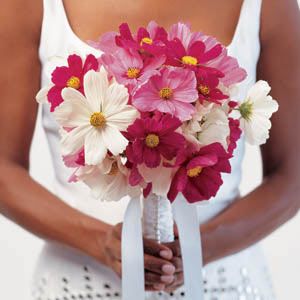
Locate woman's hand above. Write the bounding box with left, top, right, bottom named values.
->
left=102, top=223, right=183, bottom=291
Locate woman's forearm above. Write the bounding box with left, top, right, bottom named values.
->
left=201, top=168, right=300, bottom=265
left=0, top=158, right=112, bottom=264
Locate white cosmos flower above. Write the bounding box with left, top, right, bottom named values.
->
left=53, top=68, right=139, bottom=165
left=76, top=156, right=140, bottom=201
left=237, top=80, right=279, bottom=145
left=183, top=102, right=230, bottom=150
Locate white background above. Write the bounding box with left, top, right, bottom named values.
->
left=1, top=107, right=300, bottom=300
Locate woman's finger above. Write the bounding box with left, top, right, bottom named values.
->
left=144, top=253, right=176, bottom=275
left=145, top=271, right=175, bottom=285
left=106, top=236, right=122, bottom=261
left=170, top=256, right=183, bottom=272
left=111, top=259, right=122, bottom=278
left=163, top=240, right=181, bottom=257
left=145, top=284, right=166, bottom=292
left=144, top=238, right=173, bottom=260
left=164, top=272, right=184, bottom=292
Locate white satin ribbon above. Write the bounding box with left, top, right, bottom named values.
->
left=172, top=194, right=204, bottom=300
left=122, top=194, right=204, bottom=300
left=121, top=196, right=145, bottom=300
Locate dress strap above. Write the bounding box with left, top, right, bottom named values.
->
left=39, top=0, right=71, bottom=62
left=236, top=0, right=263, bottom=42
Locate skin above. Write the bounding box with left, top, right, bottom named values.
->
left=0, top=0, right=300, bottom=293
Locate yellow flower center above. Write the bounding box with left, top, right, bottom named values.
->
left=181, top=55, right=198, bottom=66
left=108, top=162, right=119, bottom=176
left=127, top=67, right=141, bottom=79
left=159, top=87, right=173, bottom=100
left=145, top=134, right=160, bottom=148
left=67, top=76, right=81, bottom=89
left=90, top=112, right=106, bottom=128
left=198, top=84, right=210, bottom=96
left=187, top=166, right=203, bottom=178
left=140, top=37, right=153, bottom=45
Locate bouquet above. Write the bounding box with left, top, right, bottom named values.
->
left=36, top=21, right=278, bottom=299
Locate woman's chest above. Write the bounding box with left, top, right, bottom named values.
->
left=62, top=0, right=244, bottom=48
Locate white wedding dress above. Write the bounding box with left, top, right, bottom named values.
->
left=32, top=0, right=276, bottom=299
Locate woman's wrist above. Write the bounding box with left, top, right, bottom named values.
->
left=70, top=212, right=112, bottom=265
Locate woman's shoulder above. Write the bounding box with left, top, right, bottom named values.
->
left=260, top=0, right=300, bottom=43
left=1, top=0, right=43, bottom=45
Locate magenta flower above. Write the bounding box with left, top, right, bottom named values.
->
left=165, top=38, right=222, bottom=71
left=168, top=22, right=205, bottom=50
left=167, top=143, right=231, bottom=203
left=91, top=22, right=168, bottom=56
left=101, top=48, right=164, bottom=92
left=117, top=22, right=168, bottom=55
left=167, top=22, right=246, bottom=86
left=48, top=54, right=98, bottom=111
left=125, top=113, right=185, bottom=168
left=132, top=67, right=198, bottom=121
left=227, top=118, right=242, bottom=156
left=196, top=72, right=228, bottom=104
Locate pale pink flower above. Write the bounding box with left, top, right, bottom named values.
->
left=132, top=67, right=198, bottom=121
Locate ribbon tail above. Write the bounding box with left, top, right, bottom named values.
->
left=122, top=196, right=145, bottom=300
left=172, top=194, right=204, bottom=300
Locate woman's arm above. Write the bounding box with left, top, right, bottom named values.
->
left=200, top=0, right=300, bottom=265
left=0, top=1, right=178, bottom=288
left=0, top=0, right=113, bottom=265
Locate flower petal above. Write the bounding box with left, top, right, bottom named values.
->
left=84, top=129, right=107, bottom=165
left=106, top=106, right=139, bottom=131
left=61, top=125, right=91, bottom=155
left=84, top=68, right=109, bottom=112
left=102, top=126, right=129, bottom=156
left=103, top=82, right=129, bottom=116
left=36, top=86, right=51, bottom=104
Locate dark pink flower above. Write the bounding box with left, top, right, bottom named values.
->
left=165, top=38, right=222, bottom=71
left=167, top=22, right=247, bottom=86
left=196, top=72, right=228, bottom=104
left=48, top=54, right=98, bottom=111
left=91, top=22, right=168, bottom=57
left=116, top=22, right=168, bottom=55
left=132, top=67, right=198, bottom=121
left=167, top=143, right=231, bottom=203
left=227, top=118, right=242, bottom=156
left=125, top=113, right=185, bottom=168
left=63, top=148, right=85, bottom=168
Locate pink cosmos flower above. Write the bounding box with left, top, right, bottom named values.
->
left=167, top=142, right=231, bottom=203
left=227, top=118, right=242, bottom=156
left=91, top=22, right=168, bottom=56
left=63, top=148, right=85, bottom=168
left=125, top=112, right=185, bottom=168
left=165, top=38, right=222, bottom=71
left=196, top=72, right=228, bottom=104
left=48, top=54, right=98, bottom=111
left=168, top=22, right=205, bottom=50
left=168, top=22, right=247, bottom=86
left=101, top=48, right=165, bottom=92
left=132, top=67, right=198, bottom=121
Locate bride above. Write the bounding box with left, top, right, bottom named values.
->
left=0, top=0, right=300, bottom=299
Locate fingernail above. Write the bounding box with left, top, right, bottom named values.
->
left=153, top=283, right=165, bottom=290
left=162, top=264, right=175, bottom=274
left=160, top=250, right=172, bottom=259
left=161, top=275, right=174, bottom=284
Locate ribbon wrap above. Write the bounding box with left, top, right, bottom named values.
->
left=122, top=194, right=204, bottom=300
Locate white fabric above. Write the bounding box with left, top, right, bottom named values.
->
left=121, top=196, right=145, bottom=300
left=32, top=0, right=277, bottom=299
left=172, top=195, right=204, bottom=300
